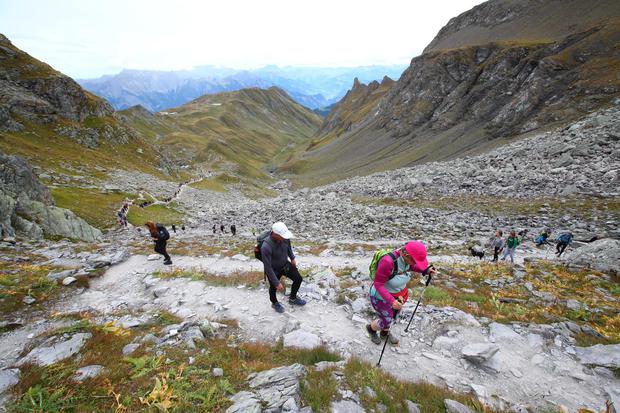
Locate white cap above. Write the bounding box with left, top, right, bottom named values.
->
left=272, top=222, right=293, bottom=239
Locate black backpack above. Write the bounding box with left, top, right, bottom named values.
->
left=253, top=230, right=271, bottom=261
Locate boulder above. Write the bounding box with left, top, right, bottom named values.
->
left=16, top=197, right=101, bottom=242
left=73, top=365, right=103, bottom=382
left=576, top=344, right=620, bottom=368
left=17, top=333, right=91, bottom=366
left=212, top=368, right=224, bottom=377
left=489, top=323, right=521, bottom=341
left=351, top=298, right=368, bottom=313
left=62, top=276, right=77, bottom=286
left=565, top=239, right=620, bottom=275
left=444, top=399, right=475, bottom=413
left=405, top=400, right=421, bottom=413
left=461, top=343, right=500, bottom=364
left=283, top=330, right=321, bottom=349
left=247, top=363, right=306, bottom=412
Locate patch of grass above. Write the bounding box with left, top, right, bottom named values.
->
left=344, top=358, right=484, bottom=413
left=301, top=368, right=338, bottom=412
left=190, top=178, right=227, bottom=192
left=51, top=186, right=134, bottom=229
left=155, top=310, right=183, bottom=326
left=0, top=262, right=60, bottom=313
left=156, top=268, right=264, bottom=288
left=127, top=203, right=185, bottom=227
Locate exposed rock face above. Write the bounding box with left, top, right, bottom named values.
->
left=294, top=14, right=620, bottom=183
left=0, top=34, right=113, bottom=130
left=576, top=344, right=620, bottom=368
left=424, top=0, right=620, bottom=53
left=0, top=153, right=101, bottom=241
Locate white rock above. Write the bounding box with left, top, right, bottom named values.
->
left=17, top=333, right=92, bottom=367
left=283, top=330, right=321, bottom=349
left=122, top=343, right=140, bottom=356
left=147, top=254, right=161, bottom=261
left=0, top=369, right=20, bottom=393
left=73, top=365, right=103, bottom=382
left=212, top=368, right=224, bottom=377
left=461, top=343, right=500, bottom=364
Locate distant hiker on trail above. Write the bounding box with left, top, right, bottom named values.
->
left=491, top=230, right=505, bottom=262
left=220, top=224, right=225, bottom=233
left=171, top=224, right=176, bottom=233
left=366, top=241, right=435, bottom=346
left=535, top=229, right=551, bottom=246
left=231, top=224, right=236, bottom=236
left=181, top=225, right=185, bottom=231
left=212, top=224, right=217, bottom=234
left=117, top=203, right=129, bottom=228
left=258, top=222, right=305, bottom=313
left=501, top=230, right=521, bottom=264
left=145, top=221, right=172, bottom=265
left=556, top=232, right=573, bottom=256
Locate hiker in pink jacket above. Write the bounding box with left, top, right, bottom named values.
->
left=366, top=241, right=435, bottom=345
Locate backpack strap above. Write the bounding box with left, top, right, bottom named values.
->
left=387, top=252, right=398, bottom=280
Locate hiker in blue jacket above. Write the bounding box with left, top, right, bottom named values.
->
left=556, top=232, right=573, bottom=256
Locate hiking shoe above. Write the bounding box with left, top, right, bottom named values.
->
left=289, top=297, right=306, bottom=306
left=272, top=302, right=285, bottom=313
left=366, top=324, right=381, bottom=345
left=380, top=330, right=400, bottom=345
left=163, top=260, right=172, bottom=265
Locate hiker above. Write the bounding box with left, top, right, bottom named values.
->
left=231, top=224, right=236, bottom=236
left=145, top=221, right=172, bottom=265
left=501, top=230, right=521, bottom=264
left=181, top=224, right=185, bottom=231
left=556, top=232, right=573, bottom=256
left=535, top=229, right=551, bottom=247
left=212, top=224, right=217, bottom=234
left=220, top=224, right=225, bottom=233
left=366, top=241, right=435, bottom=346
left=491, top=230, right=504, bottom=262
left=171, top=224, right=176, bottom=233
left=260, top=222, right=305, bottom=313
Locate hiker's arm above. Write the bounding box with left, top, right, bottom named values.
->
left=287, top=241, right=296, bottom=264
left=261, top=243, right=279, bottom=287
left=373, top=258, right=395, bottom=305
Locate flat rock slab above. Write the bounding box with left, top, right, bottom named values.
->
left=331, top=400, right=367, bottom=413
left=225, top=391, right=261, bottom=413
left=576, top=344, right=620, bottom=368
left=17, top=333, right=91, bottom=367
left=0, top=369, right=20, bottom=393
left=73, top=365, right=103, bottom=382
left=283, top=330, right=321, bottom=349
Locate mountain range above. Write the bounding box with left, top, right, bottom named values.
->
left=77, top=64, right=408, bottom=112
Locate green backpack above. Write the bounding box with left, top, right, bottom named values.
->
left=369, top=249, right=398, bottom=280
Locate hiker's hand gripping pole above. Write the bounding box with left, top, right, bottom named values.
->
left=404, top=267, right=434, bottom=333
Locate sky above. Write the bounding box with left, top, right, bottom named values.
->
left=0, top=0, right=486, bottom=79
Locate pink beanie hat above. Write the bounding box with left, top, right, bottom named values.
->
left=405, top=241, right=428, bottom=273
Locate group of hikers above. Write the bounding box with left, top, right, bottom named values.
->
left=144, top=220, right=436, bottom=347
left=472, top=228, right=575, bottom=264
left=213, top=223, right=237, bottom=236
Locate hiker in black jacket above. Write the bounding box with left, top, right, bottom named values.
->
left=260, top=222, right=305, bottom=313
left=145, top=221, right=172, bottom=265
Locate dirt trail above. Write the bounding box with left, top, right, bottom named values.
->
left=50, top=254, right=615, bottom=412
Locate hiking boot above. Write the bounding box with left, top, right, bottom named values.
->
left=289, top=297, right=306, bottom=306
left=366, top=324, right=381, bottom=345
left=380, top=330, right=400, bottom=345
left=163, top=260, right=172, bottom=265
left=272, top=302, right=285, bottom=313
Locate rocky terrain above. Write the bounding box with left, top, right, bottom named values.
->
left=1, top=103, right=619, bottom=412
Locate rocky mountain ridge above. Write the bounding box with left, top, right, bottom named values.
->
left=290, top=10, right=620, bottom=185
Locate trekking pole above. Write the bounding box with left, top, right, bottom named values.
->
left=377, top=301, right=401, bottom=367
left=404, top=273, right=433, bottom=333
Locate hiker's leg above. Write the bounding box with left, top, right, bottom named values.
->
left=558, top=243, right=567, bottom=256
left=370, top=296, right=393, bottom=331
left=556, top=243, right=562, bottom=255
left=161, top=241, right=171, bottom=261
left=268, top=275, right=282, bottom=304
left=509, top=248, right=515, bottom=264
left=283, top=264, right=302, bottom=299
left=493, top=247, right=499, bottom=262
left=501, top=248, right=509, bottom=260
